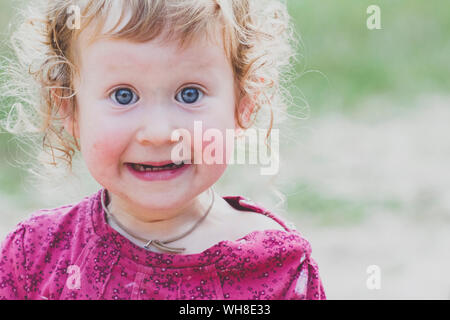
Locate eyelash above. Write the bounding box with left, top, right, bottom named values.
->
left=109, top=86, right=205, bottom=106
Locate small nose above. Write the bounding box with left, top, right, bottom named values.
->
left=135, top=104, right=176, bottom=146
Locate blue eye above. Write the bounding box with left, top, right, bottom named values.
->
left=176, top=87, right=203, bottom=104
left=111, top=88, right=139, bottom=105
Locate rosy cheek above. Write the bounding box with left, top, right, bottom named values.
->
left=192, top=124, right=231, bottom=167
left=80, top=126, right=128, bottom=169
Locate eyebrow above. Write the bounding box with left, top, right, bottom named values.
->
left=102, top=58, right=222, bottom=82
left=98, top=54, right=218, bottom=75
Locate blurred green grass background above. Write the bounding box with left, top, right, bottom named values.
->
left=288, top=0, right=450, bottom=114
left=0, top=0, right=449, bottom=224
left=0, top=0, right=25, bottom=202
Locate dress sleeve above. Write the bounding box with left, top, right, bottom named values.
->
left=0, top=225, right=27, bottom=300
left=284, top=254, right=326, bottom=300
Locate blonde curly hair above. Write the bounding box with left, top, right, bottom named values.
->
left=1, top=0, right=299, bottom=173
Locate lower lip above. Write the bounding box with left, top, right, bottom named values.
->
left=125, top=163, right=192, bottom=181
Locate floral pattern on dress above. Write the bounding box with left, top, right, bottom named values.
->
left=0, top=189, right=326, bottom=300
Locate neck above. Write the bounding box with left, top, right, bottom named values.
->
left=104, top=187, right=214, bottom=241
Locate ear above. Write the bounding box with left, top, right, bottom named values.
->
left=235, top=77, right=266, bottom=133
left=53, top=89, right=79, bottom=140
left=235, top=94, right=255, bottom=133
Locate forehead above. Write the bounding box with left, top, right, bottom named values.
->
left=79, top=34, right=228, bottom=73
left=74, top=20, right=230, bottom=75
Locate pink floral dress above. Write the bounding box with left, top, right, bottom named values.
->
left=0, top=189, right=326, bottom=300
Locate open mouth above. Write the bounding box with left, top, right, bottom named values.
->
left=127, top=161, right=186, bottom=172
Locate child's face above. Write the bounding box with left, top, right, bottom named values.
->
left=69, top=29, right=241, bottom=210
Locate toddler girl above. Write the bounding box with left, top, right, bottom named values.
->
left=0, top=0, right=325, bottom=300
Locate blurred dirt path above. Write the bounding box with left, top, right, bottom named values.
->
left=283, top=95, right=450, bottom=299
